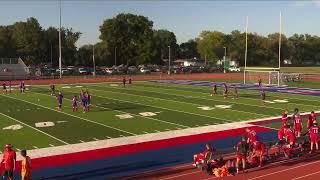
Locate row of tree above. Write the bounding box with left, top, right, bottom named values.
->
left=0, top=14, right=320, bottom=67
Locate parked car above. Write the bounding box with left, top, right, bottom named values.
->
left=78, top=67, right=90, bottom=75
left=56, top=68, right=71, bottom=75
left=140, top=67, right=151, bottom=74
left=127, top=66, right=138, bottom=74
left=228, top=67, right=241, bottom=72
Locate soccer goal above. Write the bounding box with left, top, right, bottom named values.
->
left=244, top=68, right=280, bottom=86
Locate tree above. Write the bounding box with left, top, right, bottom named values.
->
left=99, top=13, right=154, bottom=66
left=179, top=39, right=199, bottom=59
left=153, top=29, right=178, bottom=64
left=197, top=31, right=225, bottom=63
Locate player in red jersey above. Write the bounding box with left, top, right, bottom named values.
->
left=309, top=121, right=319, bottom=153
left=307, top=111, right=317, bottom=130
left=251, top=140, right=266, bottom=167
left=282, top=109, right=289, bottom=126
left=236, top=136, right=248, bottom=173
left=258, top=76, right=262, bottom=87
left=261, top=89, right=266, bottom=105
left=193, top=143, right=215, bottom=167
left=278, top=125, right=285, bottom=141
left=211, top=83, right=218, bottom=96
left=246, top=128, right=259, bottom=144
left=293, top=108, right=303, bottom=137
left=284, top=125, right=295, bottom=158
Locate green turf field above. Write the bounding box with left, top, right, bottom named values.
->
left=0, top=80, right=319, bottom=151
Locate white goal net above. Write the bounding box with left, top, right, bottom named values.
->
left=244, top=70, right=280, bottom=86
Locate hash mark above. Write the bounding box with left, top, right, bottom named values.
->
left=33, top=146, right=38, bottom=149
left=49, top=144, right=55, bottom=147
left=93, top=138, right=99, bottom=141
left=79, top=140, right=85, bottom=143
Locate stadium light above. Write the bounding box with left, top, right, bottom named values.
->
left=168, top=45, right=171, bottom=75
left=59, top=0, right=62, bottom=79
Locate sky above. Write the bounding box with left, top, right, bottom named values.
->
left=0, top=0, right=320, bottom=47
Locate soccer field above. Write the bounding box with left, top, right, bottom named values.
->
left=0, top=80, right=319, bottom=151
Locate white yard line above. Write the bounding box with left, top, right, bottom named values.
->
left=3, top=93, right=137, bottom=136
left=91, top=93, right=234, bottom=123
left=32, top=89, right=189, bottom=129
left=0, top=112, right=69, bottom=145
left=89, top=84, right=271, bottom=116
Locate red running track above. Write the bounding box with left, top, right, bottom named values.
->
left=120, top=153, right=320, bottom=180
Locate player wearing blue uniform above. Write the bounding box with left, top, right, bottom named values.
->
left=56, top=92, right=63, bottom=109
left=50, top=84, right=56, bottom=95
left=233, top=85, right=239, bottom=99
left=223, top=83, right=228, bottom=99
left=72, top=96, right=78, bottom=112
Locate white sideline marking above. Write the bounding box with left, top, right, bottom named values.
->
left=93, top=138, right=99, bottom=141
left=291, top=171, right=320, bottom=180
left=248, top=159, right=320, bottom=180
left=5, top=93, right=137, bottom=136
left=0, top=112, right=69, bottom=145
left=49, top=144, right=55, bottom=147
left=143, top=131, right=149, bottom=134
left=79, top=140, right=85, bottom=143
left=33, top=146, right=39, bottom=149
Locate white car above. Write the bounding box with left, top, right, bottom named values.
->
left=228, top=67, right=241, bottom=72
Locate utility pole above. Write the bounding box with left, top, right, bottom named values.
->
left=93, top=45, right=96, bottom=77
left=168, top=45, right=171, bottom=75
left=58, top=0, right=62, bottom=78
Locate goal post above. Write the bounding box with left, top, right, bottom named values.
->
left=244, top=69, right=280, bottom=86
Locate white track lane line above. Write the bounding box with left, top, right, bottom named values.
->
left=291, top=171, right=320, bottom=180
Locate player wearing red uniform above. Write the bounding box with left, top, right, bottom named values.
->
left=246, top=128, right=259, bottom=144
left=282, top=109, right=289, bottom=126
left=122, top=76, right=126, bottom=88
left=258, top=76, right=262, bottom=87
left=193, top=143, right=214, bottom=167
left=251, top=140, right=266, bottom=167
left=307, top=111, right=317, bottom=130
left=309, top=121, right=319, bottom=153
left=293, top=108, right=303, bottom=137
left=284, top=125, right=295, bottom=158
left=236, top=137, right=248, bottom=173
left=278, top=125, right=285, bottom=141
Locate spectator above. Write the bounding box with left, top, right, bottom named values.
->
left=21, top=150, right=32, bottom=180
left=1, top=144, right=16, bottom=180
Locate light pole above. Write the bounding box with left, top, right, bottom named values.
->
left=114, top=47, right=117, bottom=66
left=58, top=0, right=62, bottom=78
left=168, top=45, right=171, bottom=75
left=92, top=45, right=96, bottom=77
left=223, top=47, right=227, bottom=73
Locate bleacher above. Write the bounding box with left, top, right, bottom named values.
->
left=0, top=58, right=29, bottom=80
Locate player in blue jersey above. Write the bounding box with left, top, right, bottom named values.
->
left=72, top=96, right=78, bottom=112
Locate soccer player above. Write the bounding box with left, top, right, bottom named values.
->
left=21, top=149, right=32, bottom=180
left=193, top=143, right=214, bottom=167
left=293, top=108, right=303, bottom=137
left=235, top=136, right=248, bottom=174
left=56, top=91, right=63, bottom=110
left=261, top=89, right=266, bottom=105
left=211, top=83, right=218, bottom=96
left=258, top=76, right=262, bottom=87
left=86, top=90, right=91, bottom=112
left=233, top=85, right=239, bottom=99
left=1, top=144, right=16, bottom=180
left=128, top=77, right=132, bottom=86
left=72, top=96, right=78, bottom=112
left=284, top=125, right=295, bottom=158
left=222, top=83, right=228, bottom=99
left=50, top=84, right=56, bottom=96
left=8, top=81, right=11, bottom=93
left=309, top=121, right=319, bottom=153
left=307, top=111, right=317, bottom=130
left=2, top=82, right=7, bottom=94
left=251, top=140, right=266, bottom=167
left=122, top=76, right=126, bottom=88
left=20, top=81, right=26, bottom=93
left=282, top=109, right=289, bottom=126
left=246, top=128, right=259, bottom=144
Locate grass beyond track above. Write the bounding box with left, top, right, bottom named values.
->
left=0, top=80, right=319, bottom=151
